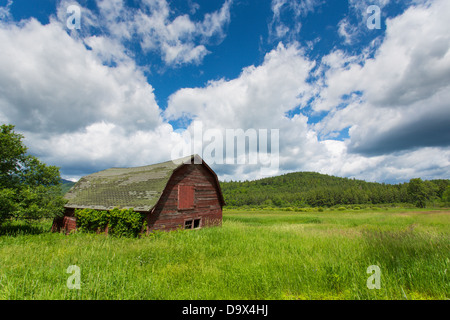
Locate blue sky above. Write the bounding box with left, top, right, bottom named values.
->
left=0, top=0, right=449, bottom=183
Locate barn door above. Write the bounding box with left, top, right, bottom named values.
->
left=178, top=185, right=195, bottom=210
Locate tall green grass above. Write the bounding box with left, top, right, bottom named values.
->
left=0, top=209, right=448, bottom=299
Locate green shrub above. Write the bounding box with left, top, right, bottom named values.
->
left=108, top=208, right=144, bottom=237
left=337, top=207, right=346, bottom=211
left=74, top=208, right=108, bottom=232
left=75, top=208, right=144, bottom=237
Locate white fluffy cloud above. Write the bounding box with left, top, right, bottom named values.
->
left=165, top=43, right=314, bottom=128
left=315, top=0, right=450, bottom=156
left=0, top=19, right=161, bottom=134
left=25, top=121, right=183, bottom=179
left=93, top=0, right=233, bottom=66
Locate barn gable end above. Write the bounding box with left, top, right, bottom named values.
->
left=147, top=162, right=223, bottom=232
left=52, top=155, right=224, bottom=234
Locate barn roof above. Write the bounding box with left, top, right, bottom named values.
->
left=64, top=154, right=224, bottom=211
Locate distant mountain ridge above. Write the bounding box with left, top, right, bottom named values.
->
left=61, top=179, right=76, bottom=195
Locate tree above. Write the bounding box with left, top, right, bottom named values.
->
left=441, top=186, right=450, bottom=204
left=407, top=178, right=428, bottom=208
left=0, top=124, right=65, bottom=225
left=0, top=124, right=27, bottom=188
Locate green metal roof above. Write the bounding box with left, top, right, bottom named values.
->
left=64, top=155, right=202, bottom=211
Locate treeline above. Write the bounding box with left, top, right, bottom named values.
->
left=220, top=172, right=450, bottom=208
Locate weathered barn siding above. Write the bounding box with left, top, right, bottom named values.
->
left=146, top=164, right=222, bottom=232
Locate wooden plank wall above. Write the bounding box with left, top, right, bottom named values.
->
left=146, top=164, right=223, bottom=232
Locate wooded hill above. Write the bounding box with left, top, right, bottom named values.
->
left=61, top=179, right=76, bottom=195
left=220, top=172, right=449, bottom=208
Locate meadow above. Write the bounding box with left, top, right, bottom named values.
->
left=0, top=208, right=448, bottom=300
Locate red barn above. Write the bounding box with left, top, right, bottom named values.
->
left=52, top=154, right=224, bottom=234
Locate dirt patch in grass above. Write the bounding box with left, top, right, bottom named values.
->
left=395, top=210, right=450, bottom=216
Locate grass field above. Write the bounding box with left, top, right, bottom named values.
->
left=0, top=208, right=448, bottom=300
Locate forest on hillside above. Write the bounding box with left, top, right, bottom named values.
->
left=220, top=172, right=450, bottom=208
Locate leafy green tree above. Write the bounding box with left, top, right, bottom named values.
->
left=442, top=186, right=450, bottom=204
left=0, top=124, right=27, bottom=188
left=407, top=178, right=428, bottom=208
left=0, top=124, right=65, bottom=225
left=0, top=189, right=17, bottom=224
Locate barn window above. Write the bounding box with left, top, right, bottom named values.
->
left=184, top=219, right=193, bottom=229
left=184, top=218, right=201, bottom=229
left=178, top=185, right=194, bottom=210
